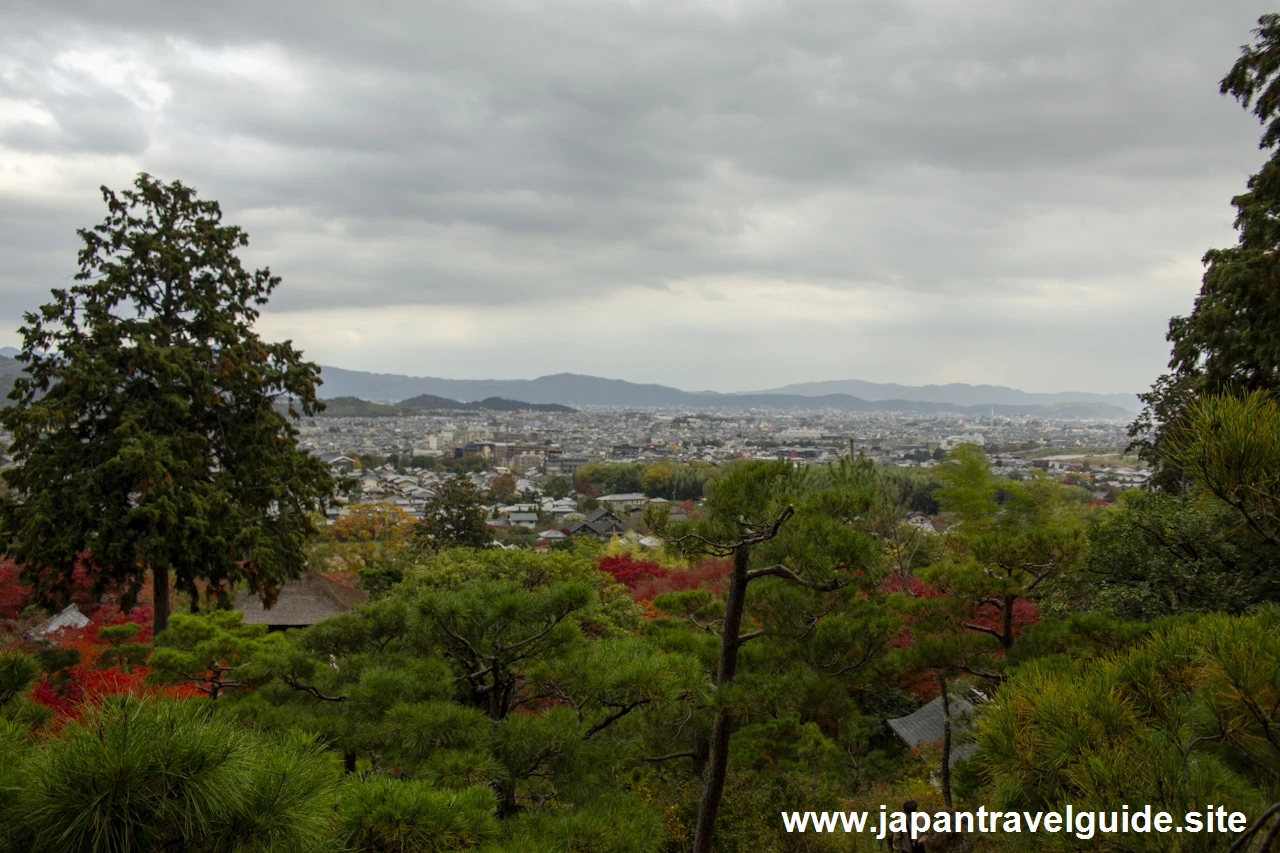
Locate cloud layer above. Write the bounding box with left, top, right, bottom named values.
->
left=0, top=0, right=1270, bottom=393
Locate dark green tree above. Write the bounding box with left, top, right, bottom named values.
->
left=1132, top=15, right=1280, bottom=483
left=488, top=473, right=517, bottom=504
left=542, top=477, right=572, bottom=500
left=1065, top=489, right=1280, bottom=618
left=0, top=174, right=338, bottom=634
left=415, top=476, right=493, bottom=553
left=148, top=610, right=276, bottom=700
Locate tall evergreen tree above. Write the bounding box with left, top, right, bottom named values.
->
left=0, top=173, right=338, bottom=634
left=1132, top=15, right=1280, bottom=482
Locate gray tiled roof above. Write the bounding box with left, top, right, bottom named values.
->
left=233, top=570, right=368, bottom=627
left=887, top=695, right=975, bottom=748
left=37, top=603, right=91, bottom=636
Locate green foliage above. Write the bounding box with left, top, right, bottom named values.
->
left=505, top=794, right=665, bottom=853
left=0, top=174, right=340, bottom=634
left=0, top=651, right=40, bottom=709
left=420, top=580, right=594, bottom=720
left=1063, top=489, right=1280, bottom=618
left=402, top=546, right=642, bottom=636
left=95, top=622, right=149, bottom=673
left=149, top=610, right=275, bottom=699
left=416, top=476, right=494, bottom=553
left=975, top=610, right=1278, bottom=852
left=920, top=445, right=1085, bottom=654
left=1157, top=390, right=1280, bottom=552
left=336, top=776, right=498, bottom=853
left=543, top=477, right=572, bottom=500
left=1133, top=16, right=1280, bottom=482
left=3, top=697, right=339, bottom=853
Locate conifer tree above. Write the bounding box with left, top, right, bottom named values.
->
left=0, top=174, right=338, bottom=634
left=1133, top=15, right=1280, bottom=482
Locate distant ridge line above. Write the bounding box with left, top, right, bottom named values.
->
left=314, top=366, right=1139, bottom=418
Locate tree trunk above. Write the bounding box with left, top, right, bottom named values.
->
left=497, top=778, right=519, bottom=816
left=938, top=671, right=952, bottom=809
left=344, top=750, right=357, bottom=774
left=691, top=731, right=710, bottom=777
left=692, top=545, right=751, bottom=853
left=1000, top=594, right=1015, bottom=649
left=153, top=566, right=171, bottom=635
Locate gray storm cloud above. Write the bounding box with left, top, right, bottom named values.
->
left=0, top=0, right=1269, bottom=392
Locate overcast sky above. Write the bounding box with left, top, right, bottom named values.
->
left=0, top=0, right=1271, bottom=394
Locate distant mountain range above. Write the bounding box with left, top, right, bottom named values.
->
left=0, top=352, right=1141, bottom=419
left=749, top=378, right=1140, bottom=411
left=314, top=366, right=1140, bottom=419
left=317, top=395, right=575, bottom=417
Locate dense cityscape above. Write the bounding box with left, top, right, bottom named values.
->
left=299, top=406, right=1150, bottom=525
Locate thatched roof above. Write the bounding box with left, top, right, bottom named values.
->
left=233, top=570, right=368, bottom=628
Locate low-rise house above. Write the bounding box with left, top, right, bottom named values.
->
left=569, top=507, right=627, bottom=541
left=597, top=493, right=648, bottom=511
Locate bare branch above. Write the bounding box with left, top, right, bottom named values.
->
left=745, top=563, right=850, bottom=592
left=584, top=701, right=648, bottom=739
left=666, top=505, right=796, bottom=554
left=280, top=676, right=347, bottom=702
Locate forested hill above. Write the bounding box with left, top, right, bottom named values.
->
left=315, top=395, right=576, bottom=417
left=315, top=367, right=1135, bottom=418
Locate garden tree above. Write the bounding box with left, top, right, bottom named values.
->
left=415, top=476, right=493, bottom=553
left=489, top=473, right=518, bottom=504
left=239, top=546, right=696, bottom=816
left=324, top=501, right=416, bottom=574
left=421, top=582, right=702, bottom=811
left=0, top=696, right=339, bottom=853
left=921, top=444, right=1082, bottom=656
left=235, top=595, right=460, bottom=775
left=1132, top=16, right=1280, bottom=483
left=640, top=461, right=673, bottom=497
left=148, top=610, right=276, bottom=700
left=1065, top=488, right=1280, bottom=618
left=651, top=459, right=883, bottom=853
left=888, top=600, right=981, bottom=809
left=421, top=580, right=594, bottom=722
left=94, top=622, right=149, bottom=674
left=975, top=610, right=1280, bottom=853
left=335, top=777, right=499, bottom=853
left=543, top=477, right=572, bottom=500
left=0, top=174, right=339, bottom=635
left=0, top=650, right=51, bottom=734
left=851, top=460, right=944, bottom=593
left=1156, top=390, right=1280, bottom=556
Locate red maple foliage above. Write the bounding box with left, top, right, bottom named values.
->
left=595, top=554, right=734, bottom=604
left=879, top=573, right=1040, bottom=699
left=0, top=561, right=31, bottom=620
left=596, top=554, right=669, bottom=590
left=15, top=603, right=197, bottom=723
left=630, top=557, right=732, bottom=603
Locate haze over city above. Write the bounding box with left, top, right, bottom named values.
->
left=0, top=0, right=1269, bottom=394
